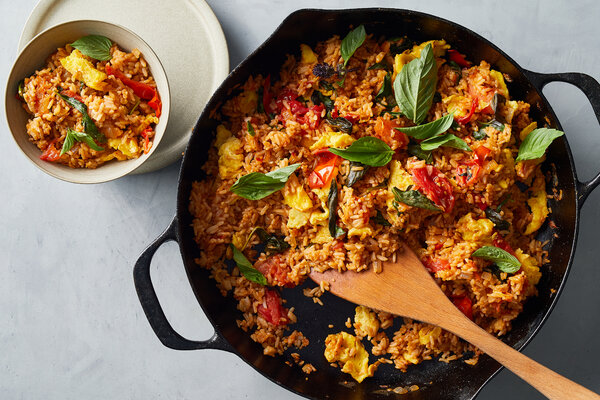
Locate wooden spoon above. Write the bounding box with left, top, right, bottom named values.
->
left=310, top=242, right=599, bottom=400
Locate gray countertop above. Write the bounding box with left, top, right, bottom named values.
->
left=1, top=0, right=599, bottom=398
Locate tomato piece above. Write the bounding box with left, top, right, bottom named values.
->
left=456, top=145, right=490, bottom=186
left=492, top=236, right=516, bottom=256
left=453, top=295, right=473, bottom=320
left=374, top=117, right=409, bottom=149
left=147, top=91, right=162, bottom=117
left=255, top=254, right=293, bottom=288
left=423, top=257, right=450, bottom=273
left=447, top=49, right=471, bottom=68
left=410, top=166, right=455, bottom=212
left=308, top=149, right=340, bottom=189
left=474, top=145, right=491, bottom=161
left=140, top=127, right=153, bottom=154
left=257, top=289, right=289, bottom=326
left=39, top=140, right=61, bottom=162
left=306, top=104, right=324, bottom=129
left=343, top=113, right=359, bottom=124
left=456, top=98, right=478, bottom=125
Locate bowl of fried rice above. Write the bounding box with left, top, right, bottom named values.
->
left=5, top=20, right=170, bottom=183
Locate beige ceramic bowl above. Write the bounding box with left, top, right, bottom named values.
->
left=5, top=20, right=170, bottom=183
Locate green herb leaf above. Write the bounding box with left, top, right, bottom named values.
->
left=230, top=244, right=267, bottom=285
left=496, top=194, right=512, bottom=212
left=61, top=128, right=104, bottom=155
left=57, top=92, right=104, bottom=141
left=17, top=80, right=25, bottom=100
left=253, top=228, right=290, bottom=255
left=375, top=73, right=393, bottom=101
left=70, top=35, right=113, bottom=61
left=311, top=90, right=334, bottom=112
left=326, top=117, right=353, bottom=133
left=472, top=245, right=521, bottom=274
left=407, top=143, right=433, bottom=164
left=247, top=120, right=256, bottom=136
left=341, top=25, right=366, bottom=68
left=368, top=61, right=390, bottom=70
left=370, top=210, right=391, bottom=226
left=484, top=208, right=510, bottom=231
left=129, top=98, right=140, bottom=115
left=421, top=133, right=472, bottom=152
left=230, top=164, right=300, bottom=200
left=329, top=137, right=394, bottom=167
left=395, top=113, right=454, bottom=140
left=472, top=129, right=487, bottom=140
left=347, top=161, right=369, bottom=187
left=516, top=128, right=564, bottom=161
left=389, top=37, right=414, bottom=55
left=327, top=179, right=345, bottom=238
left=479, top=119, right=505, bottom=132
left=392, top=186, right=440, bottom=211
left=393, top=43, right=437, bottom=124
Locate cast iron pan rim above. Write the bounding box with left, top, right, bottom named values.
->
left=175, top=8, right=582, bottom=399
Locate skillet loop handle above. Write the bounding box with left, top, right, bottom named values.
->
left=524, top=69, right=600, bottom=205
left=133, top=215, right=233, bottom=352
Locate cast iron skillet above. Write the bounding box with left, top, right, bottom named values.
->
left=133, top=8, right=600, bottom=400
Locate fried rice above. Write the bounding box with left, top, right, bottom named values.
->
left=19, top=40, right=161, bottom=168
left=189, top=32, right=552, bottom=382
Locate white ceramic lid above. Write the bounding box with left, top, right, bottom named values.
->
left=19, top=0, right=229, bottom=174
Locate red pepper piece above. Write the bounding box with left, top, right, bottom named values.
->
left=411, top=166, right=455, bottom=212
left=456, top=145, right=491, bottom=186
left=452, top=295, right=473, bottom=320
left=140, top=127, right=153, bottom=154
left=308, top=149, right=340, bottom=189
left=447, top=49, right=471, bottom=68
left=105, top=65, right=161, bottom=116
left=257, top=289, right=289, bottom=326
left=423, top=257, right=450, bottom=273
left=39, top=140, right=61, bottom=162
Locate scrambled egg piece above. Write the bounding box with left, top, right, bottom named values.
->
left=497, top=149, right=515, bottom=189
left=215, top=125, right=232, bottom=148
left=310, top=130, right=355, bottom=151
left=287, top=209, right=311, bottom=229
left=490, top=70, right=510, bottom=99
left=313, top=225, right=333, bottom=244
left=524, top=175, right=549, bottom=235
left=503, top=100, right=519, bottom=123
left=238, top=91, right=258, bottom=114
left=419, top=326, right=442, bottom=345
left=300, top=44, right=317, bottom=64
left=457, top=213, right=495, bottom=243
left=324, top=332, right=373, bottom=383
left=387, top=160, right=415, bottom=214
left=392, top=40, right=450, bottom=80
left=60, top=50, right=107, bottom=91
left=218, top=137, right=244, bottom=179
left=442, top=95, right=472, bottom=119
left=515, top=249, right=542, bottom=286
left=354, top=306, right=379, bottom=339
left=100, top=151, right=127, bottom=162
left=348, top=227, right=374, bottom=240
left=519, top=121, right=538, bottom=141
left=283, top=174, right=313, bottom=211
left=108, top=137, right=139, bottom=158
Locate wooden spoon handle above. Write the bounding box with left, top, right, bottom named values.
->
left=448, top=317, right=600, bottom=400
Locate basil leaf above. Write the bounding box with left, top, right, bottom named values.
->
left=472, top=245, right=521, bottom=274
left=61, top=128, right=104, bottom=155
left=230, top=164, right=301, bottom=200
left=70, top=35, right=113, bottom=61
left=311, top=90, right=334, bottom=112
left=327, top=179, right=345, bottom=238
left=17, top=80, right=25, bottom=100
left=472, top=129, right=487, bottom=140
left=230, top=244, right=267, bottom=285
left=329, top=137, right=394, bottom=167
left=341, top=25, right=366, bottom=67
left=368, top=61, right=390, bottom=70
left=479, top=119, right=505, bottom=132
left=347, top=161, right=369, bottom=187
left=484, top=208, right=510, bottom=231
left=60, top=131, right=76, bottom=155
left=389, top=37, right=414, bottom=56
left=57, top=92, right=104, bottom=141
left=393, top=43, right=437, bottom=124
left=421, top=134, right=472, bottom=152
left=375, top=73, right=393, bottom=101
left=253, top=228, right=290, bottom=255
left=371, top=210, right=391, bottom=226
left=395, top=113, right=454, bottom=140
left=326, top=117, right=353, bottom=133
left=247, top=121, right=256, bottom=136
left=516, top=128, right=564, bottom=161
left=407, top=143, right=433, bottom=164
left=320, top=80, right=335, bottom=92
left=392, top=187, right=440, bottom=211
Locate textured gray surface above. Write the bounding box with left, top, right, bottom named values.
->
left=1, top=0, right=599, bottom=399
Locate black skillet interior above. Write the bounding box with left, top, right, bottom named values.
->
left=176, top=8, right=577, bottom=400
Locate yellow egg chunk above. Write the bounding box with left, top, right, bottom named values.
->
left=354, top=306, right=379, bottom=339
left=524, top=176, right=549, bottom=235
left=218, top=137, right=244, bottom=179
left=238, top=91, right=258, bottom=114
left=419, top=326, right=442, bottom=345
left=515, top=249, right=542, bottom=286
left=392, top=40, right=449, bottom=80
left=215, top=125, right=232, bottom=148
left=300, top=44, right=318, bottom=64
left=457, top=213, right=495, bottom=243
left=519, top=121, right=538, bottom=141
left=490, top=70, right=510, bottom=99
left=60, top=50, right=107, bottom=91
left=503, top=100, right=519, bottom=123
left=387, top=160, right=415, bottom=211
left=324, top=332, right=373, bottom=383
left=108, top=137, right=140, bottom=158
left=443, top=95, right=471, bottom=119
left=313, top=225, right=333, bottom=244
left=310, top=130, right=355, bottom=151
left=283, top=174, right=313, bottom=211
left=287, top=208, right=311, bottom=229
left=348, top=227, right=375, bottom=240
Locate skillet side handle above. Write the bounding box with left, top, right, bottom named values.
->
left=523, top=69, right=600, bottom=205
left=133, top=215, right=233, bottom=352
